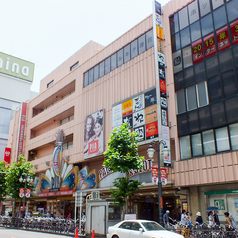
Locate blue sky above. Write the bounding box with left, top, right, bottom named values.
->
left=0, top=0, right=170, bottom=92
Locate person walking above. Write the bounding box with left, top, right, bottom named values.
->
left=213, top=210, right=220, bottom=226
left=163, top=210, right=175, bottom=228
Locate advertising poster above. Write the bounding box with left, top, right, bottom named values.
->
left=152, top=167, right=158, bottom=184
left=133, top=94, right=144, bottom=112
left=84, top=109, right=104, bottom=159
left=145, top=88, right=157, bottom=107
left=133, top=109, right=145, bottom=128
left=123, top=114, right=133, bottom=129
left=112, top=104, right=122, bottom=128
left=161, top=109, right=168, bottom=126
left=192, top=39, right=204, bottom=64
left=204, top=33, right=216, bottom=58
left=230, top=20, right=238, bottom=45
left=4, top=147, right=11, bottom=164
left=217, top=26, right=230, bottom=52
left=161, top=97, right=167, bottom=109
left=145, top=105, right=158, bottom=124
left=146, top=121, right=159, bottom=140
left=122, top=99, right=133, bottom=116
left=161, top=168, right=167, bottom=185
left=134, top=125, right=145, bottom=142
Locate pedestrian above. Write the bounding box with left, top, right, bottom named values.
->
left=224, top=212, right=234, bottom=231
left=213, top=210, right=220, bottom=226
left=180, top=210, right=187, bottom=226
left=163, top=210, right=175, bottom=228
left=186, top=212, right=192, bottom=226
left=208, top=211, right=215, bottom=227
left=195, top=211, right=203, bottom=225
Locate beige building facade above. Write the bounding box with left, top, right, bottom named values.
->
left=8, top=0, right=238, bottom=226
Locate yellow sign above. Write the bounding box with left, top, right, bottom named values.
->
left=156, top=25, right=164, bottom=40
left=122, top=99, right=133, bottom=116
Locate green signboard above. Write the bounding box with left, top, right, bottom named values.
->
left=0, top=52, right=34, bottom=82
left=205, top=190, right=238, bottom=195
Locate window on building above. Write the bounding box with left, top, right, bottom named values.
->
left=225, top=96, right=238, bottom=124
left=131, top=39, right=138, bottom=59
left=188, top=110, right=199, bottom=133
left=99, top=61, right=105, bottom=78
left=47, top=80, right=54, bottom=88
left=190, top=21, right=201, bottom=43
left=84, top=72, right=89, bottom=87
left=201, top=13, right=214, bottom=36
left=88, top=68, right=94, bottom=84
left=199, top=0, right=211, bottom=17
left=184, top=67, right=195, bottom=87
left=188, top=0, right=199, bottom=24
left=179, top=7, right=189, bottom=30
left=233, top=45, right=238, bottom=67
left=206, top=55, right=219, bottom=78
left=192, top=133, right=203, bottom=156
left=186, top=85, right=197, bottom=111
left=180, top=135, right=191, bottom=159
left=176, top=89, right=186, bottom=114
left=227, top=0, right=238, bottom=22
left=229, top=123, right=238, bottom=150
left=202, top=129, right=216, bottom=155
left=124, top=44, right=131, bottom=63
left=111, top=53, right=117, bottom=71
left=222, top=70, right=238, bottom=97
left=211, top=0, right=224, bottom=10
left=146, top=29, right=154, bottom=50
left=104, top=57, right=111, bottom=75
left=215, top=127, right=230, bottom=152
left=138, top=34, right=146, bottom=54
left=93, top=65, right=99, bottom=81
left=207, top=75, right=223, bottom=103
left=194, top=61, right=206, bottom=83
left=213, top=6, right=227, bottom=30
left=219, top=49, right=233, bottom=73
left=117, top=49, right=124, bottom=67
left=70, top=61, right=79, bottom=71
left=199, top=106, right=212, bottom=131
left=211, top=102, right=226, bottom=127
left=171, top=32, right=181, bottom=52
left=180, top=27, right=191, bottom=48
left=182, top=46, right=193, bottom=68
left=196, top=81, right=209, bottom=107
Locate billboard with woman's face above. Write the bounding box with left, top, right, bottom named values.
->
left=84, top=109, right=104, bottom=159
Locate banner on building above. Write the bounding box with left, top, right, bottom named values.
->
left=17, top=102, right=27, bottom=162
left=4, top=147, right=11, bottom=164
left=19, top=188, right=25, bottom=198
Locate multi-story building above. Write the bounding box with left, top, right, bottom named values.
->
left=8, top=0, right=238, bottom=233
left=0, top=52, right=36, bottom=162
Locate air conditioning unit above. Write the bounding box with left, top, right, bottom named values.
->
left=91, top=191, right=100, bottom=200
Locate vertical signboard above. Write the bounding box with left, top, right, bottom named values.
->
left=4, top=147, right=11, bottom=164
left=84, top=109, right=104, bottom=159
left=16, top=102, right=27, bottom=162
left=153, top=0, right=171, bottom=166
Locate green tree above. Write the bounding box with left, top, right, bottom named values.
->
left=103, top=123, right=144, bottom=219
left=6, top=155, right=35, bottom=215
left=0, top=161, right=8, bottom=202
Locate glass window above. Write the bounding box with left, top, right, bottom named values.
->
left=171, top=32, right=181, bottom=52
left=202, top=130, right=216, bottom=155
left=174, top=71, right=184, bottom=91
left=206, top=55, right=219, bottom=78
left=219, top=49, right=233, bottom=72
left=215, top=127, right=230, bottom=152
left=225, top=96, right=238, bottom=124
left=186, top=85, right=197, bottom=111
left=117, top=49, right=124, bottom=67
left=179, top=7, right=189, bottom=30
left=177, top=113, right=189, bottom=136
left=190, top=21, right=201, bottom=42
left=88, top=68, right=94, bottom=84
left=180, top=136, right=191, bottom=159
left=0, top=108, right=12, bottom=134
left=180, top=27, right=191, bottom=48
left=184, top=67, right=195, bottom=87
left=192, top=133, right=203, bottom=156
left=188, top=0, right=199, bottom=24
left=207, top=75, right=223, bottom=102
left=105, top=57, right=111, bottom=75
left=227, top=0, right=238, bottom=22
left=229, top=123, right=238, bottom=150
left=222, top=70, right=238, bottom=97
left=124, top=44, right=131, bottom=63
left=138, top=34, right=146, bottom=54
left=170, top=13, right=179, bottom=34
left=194, top=61, right=206, bottom=83
left=99, top=61, right=105, bottom=78
left=182, top=46, right=193, bottom=68
left=213, top=6, right=227, bottom=29
left=93, top=65, right=99, bottom=81
left=111, top=53, right=117, bottom=71
left=119, top=222, right=132, bottom=229
left=176, top=89, right=186, bottom=114
left=188, top=110, right=199, bottom=133
left=211, top=0, right=224, bottom=10
left=146, top=29, right=154, bottom=50
left=173, top=50, right=183, bottom=73
left=233, top=45, right=238, bottom=67
left=199, top=106, right=212, bottom=131
left=197, top=81, right=209, bottom=107
left=68, top=141, right=73, bottom=149
left=199, top=0, right=211, bottom=17
left=211, top=102, right=226, bottom=127
left=84, top=72, right=89, bottom=87
left=131, top=39, right=138, bottom=59
left=201, top=14, right=214, bottom=36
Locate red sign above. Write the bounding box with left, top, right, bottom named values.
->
left=146, top=121, right=159, bottom=140
left=26, top=188, right=31, bottom=198
left=161, top=168, right=167, bottom=185
left=19, top=188, right=24, bottom=198
left=152, top=167, right=158, bottom=184
left=230, top=20, right=238, bottom=45
left=204, top=33, right=216, bottom=58
left=160, top=79, right=167, bottom=94
left=38, top=190, right=76, bottom=197
left=217, top=26, right=230, bottom=52
left=88, top=140, right=99, bottom=155
left=4, top=147, right=11, bottom=164
left=192, top=39, right=204, bottom=64
left=17, top=102, right=27, bottom=162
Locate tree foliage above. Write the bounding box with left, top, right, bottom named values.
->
left=0, top=161, right=8, bottom=201
left=103, top=123, right=144, bottom=214
left=6, top=155, right=35, bottom=200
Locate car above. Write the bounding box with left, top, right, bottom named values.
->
left=107, top=219, right=184, bottom=238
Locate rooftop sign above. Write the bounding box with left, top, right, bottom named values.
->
left=0, top=52, right=34, bottom=82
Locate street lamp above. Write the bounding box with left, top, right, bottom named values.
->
left=147, top=140, right=169, bottom=226
left=19, top=174, right=33, bottom=216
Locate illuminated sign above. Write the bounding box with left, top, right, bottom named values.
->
left=217, top=26, right=230, bottom=52
left=204, top=33, right=216, bottom=58
left=192, top=39, right=204, bottom=64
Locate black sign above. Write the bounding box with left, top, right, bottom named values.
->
left=155, top=1, right=162, bottom=15
left=145, top=88, right=157, bottom=108
left=134, top=125, right=145, bottom=142
left=123, top=114, right=133, bottom=129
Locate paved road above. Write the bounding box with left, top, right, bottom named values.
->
left=0, top=227, right=73, bottom=238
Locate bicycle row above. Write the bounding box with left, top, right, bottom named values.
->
left=0, top=215, right=85, bottom=235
